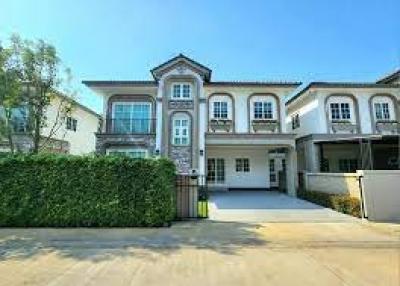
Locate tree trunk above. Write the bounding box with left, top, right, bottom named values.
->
left=4, top=109, right=14, bottom=153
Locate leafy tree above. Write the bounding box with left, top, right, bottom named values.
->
left=0, top=34, right=75, bottom=153
left=0, top=35, right=23, bottom=153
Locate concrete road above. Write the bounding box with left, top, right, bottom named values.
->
left=0, top=221, right=399, bottom=286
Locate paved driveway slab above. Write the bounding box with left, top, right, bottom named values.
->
left=209, top=191, right=356, bottom=222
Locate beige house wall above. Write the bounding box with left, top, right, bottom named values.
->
left=42, top=96, right=100, bottom=155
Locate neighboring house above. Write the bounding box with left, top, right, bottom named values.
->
left=376, top=69, right=400, bottom=84
left=0, top=93, right=101, bottom=155
left=286, top=78, right=400, bottom=173
left=83, top=54, right=301, bottom=195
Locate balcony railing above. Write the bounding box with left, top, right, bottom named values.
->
left=330, top=120, right=357, bottom=134
left=376, top=120, right=399, bottom=134
left=209, top=119, right=233, bottom=132
left=251, top=119, right=279, bottom=133
left=104, top=118, right=156, bottom=134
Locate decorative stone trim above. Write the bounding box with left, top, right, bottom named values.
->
left=330, top=120, right=357, bottom=134
left=375, top=120, right=399, bottom=134
left=95, top=133, right=156, bottom=154
left=209, top=119, right=233, bottom=132
left=251, top=119, right=279, bottom=133
left=168, top=100, right=194, bottom=110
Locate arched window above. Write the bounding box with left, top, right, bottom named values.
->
left=172, top=113, right=191, bottom=146
left=372, top=96, right=394, bottom=121
left=249, top=95, right=278, bottom=120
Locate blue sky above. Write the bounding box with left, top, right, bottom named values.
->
left=1, top=0, right=399, bottom=113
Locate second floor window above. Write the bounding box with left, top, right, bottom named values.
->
left=10, top=106, right=29, bottom=133
left=172, top=114, right=190, bottom=146
left=113, top=103, right=151, bottom=133
left=213, top=102, right=228, bottom=119
left=254, top=102, right=273, bottom=119
left=66, top=117, right=78, bottom=132
left=374, top=103, right=390, bottom=120
left=330, top=103, right=350, bottom=121
left=172, top=83, right=191, bottom=99
left=291, top=114, right=300, bottom=129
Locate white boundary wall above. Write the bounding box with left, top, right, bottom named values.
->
left=304, top=173, right=361, bottom=199
left=358, top=170, right=400, bottom=222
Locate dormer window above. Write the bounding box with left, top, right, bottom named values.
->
left=172, top=83, right=191, bottom=99
left=330, top=103, right=350, bottom=121
left=374, top=102, right=391, bottom=120
left=254, top=102, right=273, bottom=119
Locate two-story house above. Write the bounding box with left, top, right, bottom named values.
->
left=83, top=54, right=301, bottom=195
left=286, top=78, right=400, bottom=173
left=0, top=93, right=101, bottom=154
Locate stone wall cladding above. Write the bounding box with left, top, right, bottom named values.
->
left=96, top=134, right=156, bottom=155
left=170, top=146, right=191, bottom=173
left=168, top=100, right=194, bottom=110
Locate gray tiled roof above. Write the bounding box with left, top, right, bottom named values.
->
left=286, top=82, right=400, bottom=105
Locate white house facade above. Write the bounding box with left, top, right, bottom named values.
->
left=286, top=75, right=400, bottom=173
left=84, top=54, right=301, bottom=195
left=0, top=94, right=101, bottom=155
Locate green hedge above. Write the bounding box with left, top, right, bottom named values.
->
left=298, top=190, right=361, bottom=218
left=0, top=154, right=176, bottom=227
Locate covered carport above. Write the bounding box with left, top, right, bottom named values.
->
left=205, top=133, right=298, bottom=196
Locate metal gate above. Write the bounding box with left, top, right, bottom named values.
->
left=175, top=175, right=208, bottom=219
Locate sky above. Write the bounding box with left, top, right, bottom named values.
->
left=0, top=0, right=399, bottom=113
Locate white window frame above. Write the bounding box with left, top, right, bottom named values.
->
left=112, top=102, right=152, bottom=133
left=172, top=114, right=190, bottom=146
left=330, top=102, right=351, bottom=121
left=254, top=101, right=274, bottom=119
left=291, top=114, right=300, bottom=129
left=171, top=83, right=192, bottom=100
left=235, top=158, right=250, bottom=172
left=213, top=101, right=228, bottom=119
left=207, top=158, right=225, bottom=183
left=374, top=102, right=391, bottom=120
left=106, top=148, right=148, bottom=158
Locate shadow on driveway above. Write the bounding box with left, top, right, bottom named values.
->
left=0, top=221, right=267, bottom=262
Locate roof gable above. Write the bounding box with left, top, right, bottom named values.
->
left=150, top=54, right=212, bottom=82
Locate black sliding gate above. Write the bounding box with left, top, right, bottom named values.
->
left=175, top=175, right=208, bottom=219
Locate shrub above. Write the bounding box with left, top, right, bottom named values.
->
left=0, top=154, right=176, bottom=227
left=298, top=190, right=361, bottom=218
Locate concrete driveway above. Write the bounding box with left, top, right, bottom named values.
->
left=0, top=221, right=399, bottom=286
left=209, top=191, right=356, bottom=222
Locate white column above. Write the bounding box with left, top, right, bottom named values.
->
left=306, top=139, right=320, bottom=172
left=155, top=81, right=164, bottom=154
left=286, top=146, right=298, bottom=196
left=358, top=95, right=372, bottom=133
left=280, top=97, right=287, bottom=133
left=198, top=97, right=206, bottom=177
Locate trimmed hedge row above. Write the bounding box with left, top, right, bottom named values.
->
left=0, top=154, right=176, bottom=227
left=298, top=190, right=361, bottom=218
